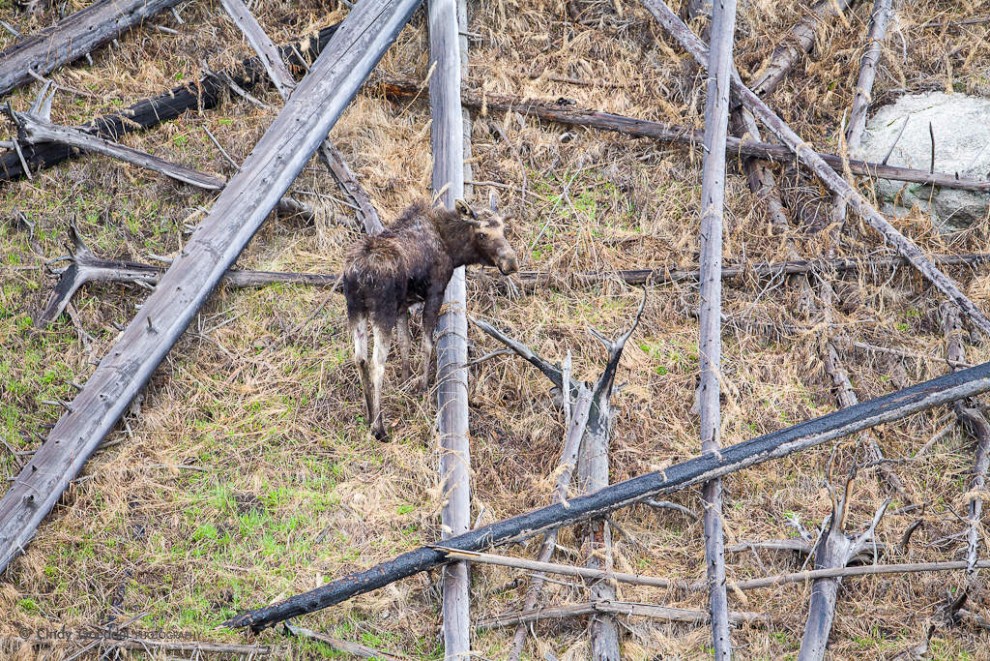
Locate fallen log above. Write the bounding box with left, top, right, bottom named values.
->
left=0, top=0, right=424, bottom=575
left=940, top=303, right=990, bottom=575
left=379, top=79, right=990, bottom=194
left=429, top=0, right=473, bottom=656
left=697, top=0, right=737, bottom=656
left=0, top=0, right=182, bottom=99
left=640, top=0, right=990, bottom=337
left=226, top=353, right=990, bottom=631
left=0, top=24, right=340, bottom=182
left=477, top=600, right=767, bottom=630
left=35, top=226, right=338, bottom=327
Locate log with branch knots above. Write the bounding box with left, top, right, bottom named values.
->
left=0, top=0, right=183, bottom=99
left=379, top=80, right=990, bottom=193
left=640, top=0, right=990, bottom=338
left=696, top=0, right=737, bottom=656
left=0, top=0, right=424, bottom=576
left=227, top=340, right=990, bottom=630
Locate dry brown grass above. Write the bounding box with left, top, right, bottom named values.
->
left=3, top=0, right=990, bottom=658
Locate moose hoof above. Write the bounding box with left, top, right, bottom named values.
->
left=372, top=426, right=390, bottom=442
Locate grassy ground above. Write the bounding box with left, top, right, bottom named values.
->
left=3, top=0, right=990, bottom=658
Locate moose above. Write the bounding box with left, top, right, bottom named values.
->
left=343, top=197, right=519, bottom=441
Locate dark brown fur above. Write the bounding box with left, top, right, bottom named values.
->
left=343, top=199, right=518, bottom=440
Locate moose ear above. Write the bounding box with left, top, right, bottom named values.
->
left=454, top=198, right=476, bottom=219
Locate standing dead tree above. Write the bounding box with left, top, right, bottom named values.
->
left=227, top=357, right=990, bottom=631
left=428, top=0, right=473, bottom=655
left=640, top=0, right=990, bottom=338
left=0, top=0, right=424, bottom=575
left=696, top=0, right=737, bottom=657
left=218, top=0, right=382, bottom=234
left=0, top=24, right=340, bottom=181
left=0, top=0, right=182, bottom=98
left=476, top=295, right=646, bottom=659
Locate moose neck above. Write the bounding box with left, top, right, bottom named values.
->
left=433, top=210, right=482, bottom=269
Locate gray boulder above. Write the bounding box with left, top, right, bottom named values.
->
left=856, top=92, right=990, bottom=232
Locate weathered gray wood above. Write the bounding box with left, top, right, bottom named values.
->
left=641, top=0, right=990, bottom=338
left=286, top=624, right=406, bottom=660
left=698, top=1, right=736, bottom=657
left=747, top=0, right=856, bottom=100
left=0, top=0, right=423, bottom=575
left=227, top=357, right=990, bottom=630
left=941, top=303, right=990, bottom=575
left=6, top=106, right=311, bottom=218
left=219, top=0, right=383, bottom=234
left=381, top=79, right=990, bottom=193
left=799, top=495, right=888, bottom=660
left=847, top=0, right=894, bottom=151
left=7, top=107, right=225, bottom=190
left=0, top=0, right=182, bottom=99
left=428, top=0, right=472, bottom=656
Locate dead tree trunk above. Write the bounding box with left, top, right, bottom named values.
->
left=0, top=24, right=341, bottom=181
left=640, top=0, right=990, bottom=338
left=0, top=0, right=423, bottom=575
left=0, top=0, right=182, bottom=99
left=697, top=0, right=737, bottom=657
left=227, top=348, right=990, bottom=631
left=379, top=80, right=990, bottom=193
left=219, top=0, right=382, bottom=234
left=428, top=0, right=472, bottom=656
left=508, top=355, right=592, bottom=660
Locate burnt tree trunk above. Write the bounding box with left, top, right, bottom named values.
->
left=0, top=24, right=340, bottom=181
left=226, top=358, right=990, bottom=631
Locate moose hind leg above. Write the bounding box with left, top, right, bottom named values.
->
left=351, top=316, right=374, bottom=422
left=370, top=324, right=392, bottom=441
left=397, top=308, right=412, bottom=382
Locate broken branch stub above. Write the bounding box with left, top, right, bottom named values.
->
left=227, top=349, right=990, bottom=630
left=0, top=0, right=424, bottom=575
